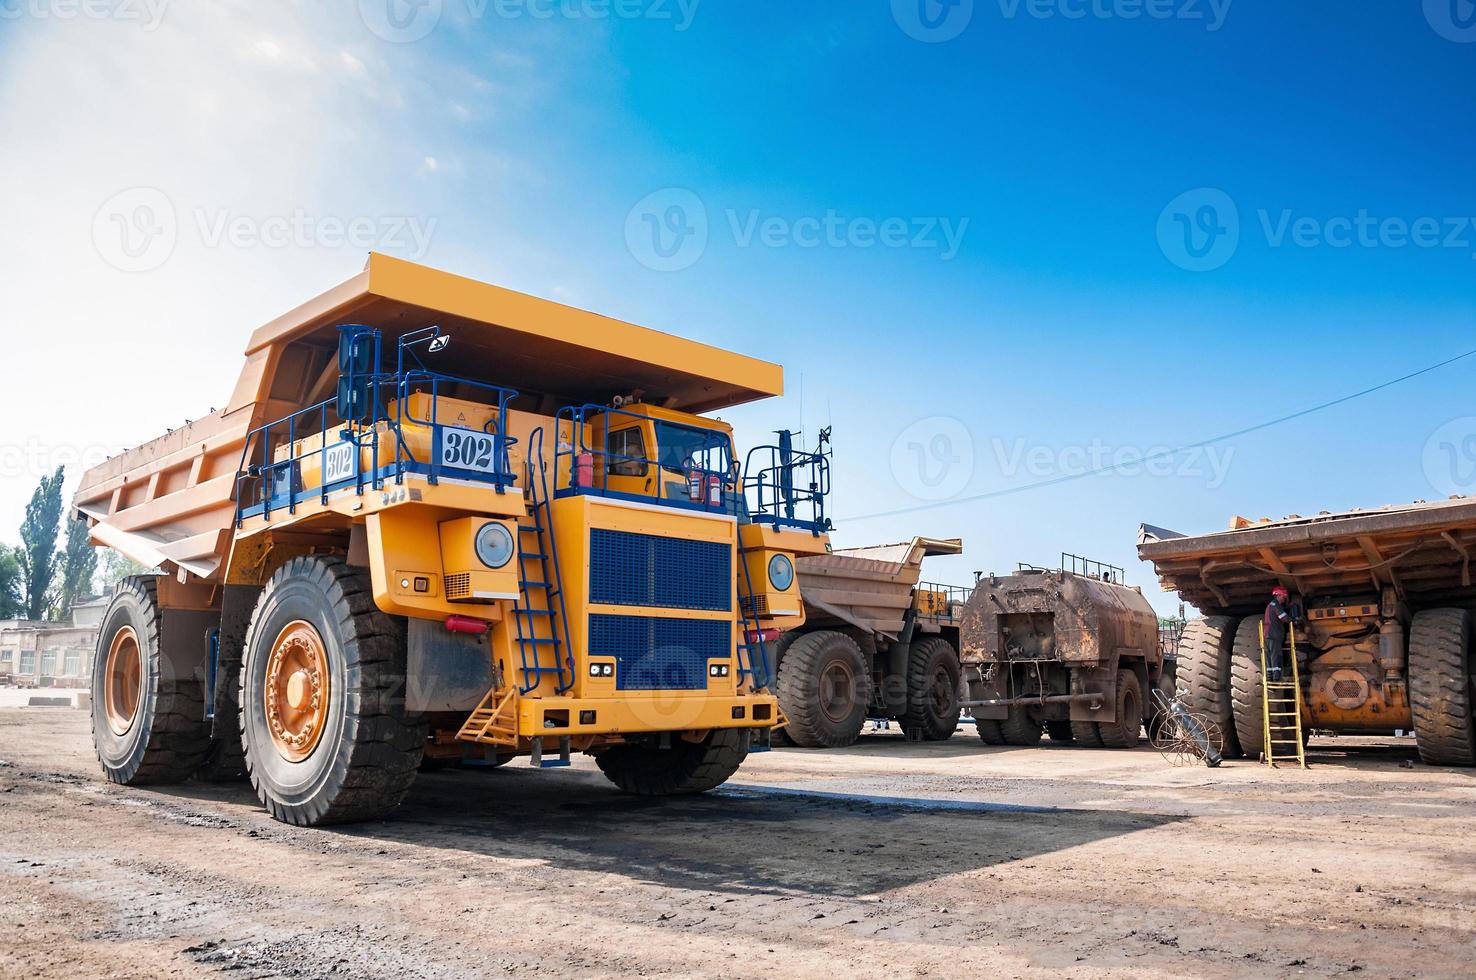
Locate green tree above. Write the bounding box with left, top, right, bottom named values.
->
left=94, top=548, right=155, bottom=595
left=0, top=545, right=23, bottom=619
left=56, top=517, right=98, bottom=621
left=18, top=466, right=64, bottom=621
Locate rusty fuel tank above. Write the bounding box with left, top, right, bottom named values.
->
left=960, top=568, right=1161, bottom=671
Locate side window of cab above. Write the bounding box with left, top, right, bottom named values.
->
left=606, top=426, right=649, bottom=477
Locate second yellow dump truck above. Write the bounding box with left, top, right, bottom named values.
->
left=74, top=255, right=833, bottom=825
left=772, top=538, right=969, bottom=747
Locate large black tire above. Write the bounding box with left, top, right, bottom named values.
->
left=975, top=716, right=1005, bottom=745
left=240, top=556, right=426, bottom=826
left=1230, top=616, right=1266, bottom=758
left=1097, top=669, right=1144, bottom=748
left=91, top=577, right=211, bottom=785
left=1177, top=617, right=1244, bottom=759
left=596, top=728, right=751, bottom=796
left=1408, top=608, right=1476, bottom=766
left=1071, top=720, right=1105, bottom=746
left=767, top=630, right=805, bottom=747
left=999, top=705, right=1043, bottom=746
left=900, top=637, right=963, bottom=741
left=774, top=631, right=871, bottom=748
left=1045, top=720, right=1075, bottom=742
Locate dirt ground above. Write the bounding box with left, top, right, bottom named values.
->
left=0, top=709, right=1472, bottom=979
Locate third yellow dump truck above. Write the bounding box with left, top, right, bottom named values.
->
left=73, top=255, right=833, bottom=825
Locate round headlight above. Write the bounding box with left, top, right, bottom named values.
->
left=767, top=553, right=794, bottom=591
left=475, top=522, right=515, bottom=569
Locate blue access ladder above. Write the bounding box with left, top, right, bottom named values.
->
left=513, top=427, right=575, bottom=700
left=734, top=532, right=781, bottom=752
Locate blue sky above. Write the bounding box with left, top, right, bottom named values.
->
left=2, top=0, right=1473, bottom=613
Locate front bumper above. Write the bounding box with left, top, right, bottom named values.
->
left=513, top=692, right=779, bottom=737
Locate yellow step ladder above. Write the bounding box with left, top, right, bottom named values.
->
left=1259, top=620, right=1308, bottom=769
left=457, top=687, right=519, bottom=748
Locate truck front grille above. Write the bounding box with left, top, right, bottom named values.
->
left=588, top=614, right=730, bottom=690
left=589, top=529, right=731, bottom=611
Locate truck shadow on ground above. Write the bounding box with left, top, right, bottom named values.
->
left=328, top=765, right=1184, bottom=898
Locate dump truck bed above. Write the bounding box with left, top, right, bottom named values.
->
left=796, top=537, right=962, bottom=639
left=1138, top=496, right=1476, bottom=615
left=74, top=254, right=785, bottom=582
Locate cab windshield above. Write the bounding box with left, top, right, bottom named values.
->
left=654, top=421, right=732, bottom=475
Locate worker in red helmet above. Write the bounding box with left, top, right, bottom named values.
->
left=1262, top=585, right=1297, bottom=681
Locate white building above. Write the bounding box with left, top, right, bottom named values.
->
left=0, top=596, right=108, bottom=688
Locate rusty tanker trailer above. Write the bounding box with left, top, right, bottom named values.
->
left=1138, top=500, right=1476, bottom=767
left=958, top=562, right=1172, bottom=747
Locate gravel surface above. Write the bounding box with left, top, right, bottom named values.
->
left=0, top=708, right=1472, bottom=978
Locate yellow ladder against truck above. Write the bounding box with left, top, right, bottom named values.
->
left=1259, top=620, right=1308, bottom=769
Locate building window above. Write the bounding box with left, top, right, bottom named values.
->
left=19, top=650, right=35, bottom=675
left=0, top=649, right=12, bottom=670
left=40, top=650, right=56, bottom=676
left=64, top=649, right=81, bottom=676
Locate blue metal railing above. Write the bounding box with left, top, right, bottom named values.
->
left=233, top=327, right=521, bottom=525
left=553, top=404, right=737, bottom=515
left=742, top=440, right=832, bottom=535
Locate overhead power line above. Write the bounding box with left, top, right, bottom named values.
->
left=846, top=345, right=1476, bottom=523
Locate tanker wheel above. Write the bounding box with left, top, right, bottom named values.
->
left=1070, top=720, right=1105, bottom=747
left=900, top=637, right=963, bottom=741
left=596, top=728, right=751, bottom=796
left=999, top=705, right=1043, bottom=746
left=774, top=631, right=871, bottom=748
left=1176, top=617, right=1244, bottom=758
left=1097, top=670, right=1143, bottom=748
left=91, top=577, right=211, bottom=785
left=975, top=717, right=1005, bottom=745
left=1408, top=608, right=1476, bottom=766
left=1229, top=616, right=1268, bottom=759
left=1045, top=720, right=1075, bottom=743
left=767, top=630, right=805, bottom=747
left=240, top=556, right=426, bottom=826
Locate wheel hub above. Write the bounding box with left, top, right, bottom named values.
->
left=819, top=660, right=855, bottom=724
left=103, top=625, right=143, bottom=737
left=265, top=621, right=330, bottom=763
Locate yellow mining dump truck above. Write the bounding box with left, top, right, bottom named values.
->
left=770, top=538, right=969, bottom=747
left=959, top=556, right=1169, bottom=748
left=73, top=254, right=833, bottom=825
left=1139, top=501, right=1476, bottom=766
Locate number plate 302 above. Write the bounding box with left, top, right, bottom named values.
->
left=438, top=427, right=500, bottom=475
